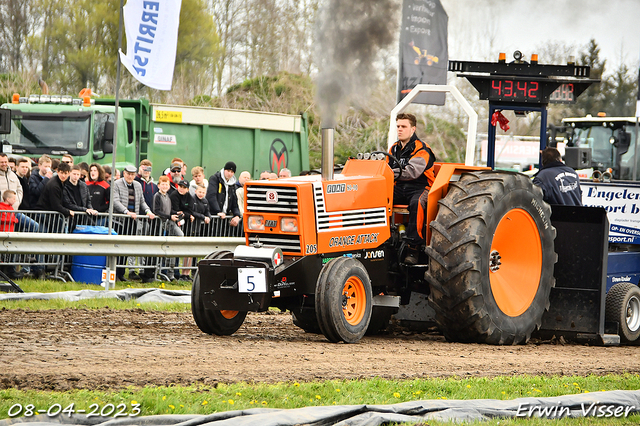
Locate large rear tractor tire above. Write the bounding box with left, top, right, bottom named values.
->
left=315, top=257, right=372, bottom=343
left=191, top=251, right=248, bottom=335
left=425, top=171, right=556, bottom=345
left=606, top=282, right=640, bottom=343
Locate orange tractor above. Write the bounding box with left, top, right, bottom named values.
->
left=191, top=134, right=557, bottom=344
left=193, top=56, right=622, bottom=345
left=191, top=83, right=560, bottom=345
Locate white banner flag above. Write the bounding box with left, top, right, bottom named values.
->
left=119, top=0, right=182, bottom=91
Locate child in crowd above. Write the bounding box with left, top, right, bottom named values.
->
left=153, top=176, right=183, bottom=237
left=0, top=190, right=21, bottom=278
left=0, top=190, right=18, bottom=232
left=153, top=176, right=182, bottom=281
left=191, top=184, right=211, bottom=235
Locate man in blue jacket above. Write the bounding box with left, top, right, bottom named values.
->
left=533, top=147, right=582, bottom=206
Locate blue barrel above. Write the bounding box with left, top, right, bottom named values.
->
left=71, top=225, right=115, bottom=285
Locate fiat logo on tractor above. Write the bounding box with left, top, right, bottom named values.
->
left=266, top=190, right=278, bottom=203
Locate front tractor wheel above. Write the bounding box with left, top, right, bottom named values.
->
left=315, top=257, right=372, bottom=343
left=191, top=251, right=248, bottom=336
left=426, top=171, right=557, bottom=345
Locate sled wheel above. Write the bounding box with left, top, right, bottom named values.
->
left=291, top=308, right=322, bottom=334
left=191, top=251, right=247, bottom=335
left=365, top=306, right=396, bottom=335
left=425, top=171, right=556, bottom=345
left=606, top=282, right=640, bottom=343
left=315, top=257, right=372, bottom=343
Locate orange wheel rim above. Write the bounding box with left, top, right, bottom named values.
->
left=342, top=276, right=366, bottom=325
left=220, top=310, right=238, bottom=319
left=489, top=208, right=542, bottom=317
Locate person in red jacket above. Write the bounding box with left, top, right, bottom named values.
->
left=0, top=190, right=18, bottom=232
left=0, top=189, right=21, bottom=278
left=388, top=113, right=436, bottom=265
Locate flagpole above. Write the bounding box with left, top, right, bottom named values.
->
left=106, top=0, right=125, bottom=289
left=634, top=55, right=640, bottom=182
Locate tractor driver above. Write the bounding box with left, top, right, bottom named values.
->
left=388, top=113, right=436, bottom=265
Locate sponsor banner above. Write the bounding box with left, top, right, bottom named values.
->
left=397, top=0, right=448, bottom=105
left=582, top=182, right=640, bottom=244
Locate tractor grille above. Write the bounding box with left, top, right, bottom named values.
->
left=247, top=233, right=302, bottom=253
left=313, top=183, right=387, bottom=230
left=246, top=185, right=298, bottom=214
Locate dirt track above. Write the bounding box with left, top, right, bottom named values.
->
left=1, top=308, right=639, bottom=391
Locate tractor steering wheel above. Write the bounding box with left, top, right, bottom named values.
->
left=371, top=151, right=403, bottom=181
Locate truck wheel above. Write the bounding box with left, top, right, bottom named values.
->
left=606, top=282, right=640, bottom=343
left=315, top=257, right=372, bottom=343
left=291, top=308, right=322, bottom=334
left=365, top=306, right=396, bottom=335
left=426, top=171, right=556, bottom=345
left=191, top=251, right=248, bottom=335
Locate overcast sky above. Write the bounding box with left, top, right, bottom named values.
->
left=440, top=0, right=640, bottom=73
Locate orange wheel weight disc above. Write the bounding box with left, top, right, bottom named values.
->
left=490, top=208, right=542, bottom=317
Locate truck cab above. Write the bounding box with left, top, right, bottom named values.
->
left=1, top=93, right=310, bottom=180
left=1, top=94, right=139, bottom=170
left=559, top=116, right=637, bottom=180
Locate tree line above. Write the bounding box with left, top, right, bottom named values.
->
left=0, top=0, right=637, bottom=165
left=0, top=0, right=318, bottom=104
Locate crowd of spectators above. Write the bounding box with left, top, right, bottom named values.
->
left=0, top=152, right=302, bottom=280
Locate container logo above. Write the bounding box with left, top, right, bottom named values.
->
left=155, top=110, right=183, bottom=123
left=154, top=134, right=177, bottom=145
left=266, top=190, right=278, bottom=203
left=270, top=138, right=288, bottom=172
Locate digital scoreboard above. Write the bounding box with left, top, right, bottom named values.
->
left=489, top=78, right=541, bottom=102
left=449, top=58, right=599, bottom=105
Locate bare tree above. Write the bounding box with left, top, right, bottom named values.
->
left=0, top=0, right=37, bottom=72
left=209, top=0, right=243, bottom=95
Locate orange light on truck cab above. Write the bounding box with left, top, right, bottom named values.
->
left=531, top=54, right=538, bottom=64
left=247, top=215, right=265, bottom=231
left=83, top=96, right=91, bottom=107
left=597, top=112, right=607, bottom=117
left=498, top=52, right=506, bottom=63
left=12, top=93, right=19, bottom=104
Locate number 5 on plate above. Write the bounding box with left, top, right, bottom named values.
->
left=238, top=268, right=267, bottom=293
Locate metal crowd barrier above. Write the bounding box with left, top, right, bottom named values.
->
left=0, top=210, right=245, bottom=283
left=0, top=210, right=69, bottom=280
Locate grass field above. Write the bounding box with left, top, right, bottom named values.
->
left=2, top=280, right=639, bottom=425
left=0, top=278, right=192, bottom=311
left=1, top=375, right=639, bottom=424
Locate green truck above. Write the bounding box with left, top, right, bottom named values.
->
left=1, top=94, right=309, bottom=179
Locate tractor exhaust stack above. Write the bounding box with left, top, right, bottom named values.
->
left=321, top=127, right=334, bottom=181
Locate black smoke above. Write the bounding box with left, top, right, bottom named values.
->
left=314, top=0, right=399, bottom=127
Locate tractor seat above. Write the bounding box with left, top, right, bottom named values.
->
left=392, top=204, right=410, bottom=214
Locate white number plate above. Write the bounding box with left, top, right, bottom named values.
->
left=238, top=268, right=267, bottom=293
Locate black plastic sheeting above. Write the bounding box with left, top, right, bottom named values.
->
left=1, top=390, right=638, bottom=425
left=0, top=288, right=191, bottom=304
